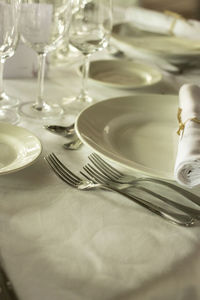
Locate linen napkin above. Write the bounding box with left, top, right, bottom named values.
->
left=174, top=84, right=200, bottom=187
left=113, top=6, right=200, bottom=40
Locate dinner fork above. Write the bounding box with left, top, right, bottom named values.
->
left=45, top=153, right=195, bottom=227
left=88, top=153, right=200, bottom=208
left=83, top=162, right=200, bottom=220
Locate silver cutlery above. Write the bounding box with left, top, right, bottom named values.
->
left=44, top=123, right=75, bottom=137
left=63, top=138, right=82, bottom=150
left=88, top=153, right=200, bottom=208
left=84, top=161, right=200, bottom=221
left=45, top=153, right=195, bottom=227
left=44, top=123, right=82, bottom=150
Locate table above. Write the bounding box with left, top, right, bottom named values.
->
left=1, top=49, right=200, bottom=300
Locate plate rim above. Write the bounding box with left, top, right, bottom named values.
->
left=112, top=22, right=200, bottom=60
left=79, top=59, right=162, bottom=89
left=0, top=123, right=42, bottom=175
left=75, top=94, right=178, bottom=180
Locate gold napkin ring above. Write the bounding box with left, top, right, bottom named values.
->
left=164, top=10, right=185, bottom=35
left=177, top=107, right=200, bottom=135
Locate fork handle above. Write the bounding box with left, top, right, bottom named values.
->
left=104, top=185, right=195, bottom=227
left=136, top=178, right=200, bottom=207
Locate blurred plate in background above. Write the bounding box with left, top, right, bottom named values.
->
left=112, top=23, right=200, bottom=66
left=82, top=59, right=162, bottom=89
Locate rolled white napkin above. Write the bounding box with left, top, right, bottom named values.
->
left=113, top=6, right=200, bottom=40
left=174, top=84, right=200, bottom=187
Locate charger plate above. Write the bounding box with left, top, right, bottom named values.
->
left=87, top=60, right=162, bottom=89
left=75, top=94, right=178, bottom=180
left=0, top=123, right=42, bottom=175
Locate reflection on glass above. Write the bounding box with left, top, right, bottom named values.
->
left=0, top=0, right=21, bottom=124
left=50, top=0, right=80, bottom=66
left=62, top=0, right=113, bottom=112
left=19, top=0, right=72, bottom=121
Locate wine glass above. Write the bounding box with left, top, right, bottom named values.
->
left=62, top=0, right=113, bottom=112
left=19, top=0, right=72, bottom=120
left=50, top=0, right=80, bottom=66
left=0, top=0, right=21, bottom=124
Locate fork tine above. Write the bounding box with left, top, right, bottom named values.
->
left=89, top=153, right=123, bottom=177
left=83, top=164, right=106, bottom=184
left=89, top=154, right=119, bottom=181
left=50, top=153, right=82, bottom=182
left=86, top=163, right=110, bottom=181
left=47, top=153, right=84, bottom=187
left=48, top=154, right=80, bottom=185
left=80, top=170, right=97, bottom=182
left=45, top=156, right=77, bottom=187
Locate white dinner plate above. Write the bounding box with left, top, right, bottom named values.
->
left=75, top=94, right=179, bottom=180
left=112, top=23, right=200, bottom=65
left=0, top=123, right=42, bottom=175
left=84, top=60, right=162, bottom=89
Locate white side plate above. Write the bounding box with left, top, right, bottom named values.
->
left=75, top=94, right=178, bottom=180
left=0, top=123, right=42, bottom=175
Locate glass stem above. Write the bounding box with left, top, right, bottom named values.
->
left=80, top=54, right=90, bottom=102
left=34, top=53, right=47, bottom=110
left=0, top=58, right=5, bottom=101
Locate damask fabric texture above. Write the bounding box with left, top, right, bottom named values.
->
left=174, top=84, right=200, bottom=187
left=113, top=6, right=200, bottom=39
left=1, top=41, right=200, bottom=300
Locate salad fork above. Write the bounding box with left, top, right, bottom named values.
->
left=88, top=153, right=200, bottom=208
left=45, top=153, right=195, bottom=227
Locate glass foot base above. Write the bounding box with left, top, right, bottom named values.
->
left=0, top=92, right=19, bottom=108
left=62, top=94, right=95, bottom=114
left=0, top=109, right=20, bottom=125
left=19, top=101, right=63, bottom=121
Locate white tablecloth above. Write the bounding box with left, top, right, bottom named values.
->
left=1, top=49, right=200, bottom=300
